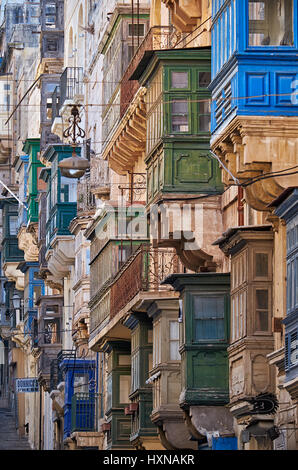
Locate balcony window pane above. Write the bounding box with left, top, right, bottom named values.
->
left=128, top=24, right=145, bottom=37
left=171, top=71, right=188, bottom=89
left=119, top=375, right=130, bottom=403
left=248, top=0, right=293, bottom=46
left=60, top=177, right=77, bottom=202
left=171, top=100, right=189, bottom=132
left=198, top=71, right=211, bottom=87
left=51, top=173, right=58, bottom=207
left=255, top=289, right=269, bottom=331
left=9, top=216, right=18, bottom=235
left=199, top=100, right=211, bottom=132
left=255, top=252, right=269, bottom=277
left=289, top=332, right=298, bottom=367
left=45, top=4, right=56, bottom=15
left=169, top=321, right=180, bottom=360
left=193, top=296, right=225, bottom=340
left=74, top=373, right=89, bottom=393
left=44, top=318, right=60, bottom=344
left=33, top=285, right=42, bottom=304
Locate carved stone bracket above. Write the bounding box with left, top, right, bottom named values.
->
left=212, top=117, right=298, bottom=211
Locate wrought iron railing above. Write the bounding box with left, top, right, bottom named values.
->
left=120, top=25, right=177, bottom=117
left=50, top=358, right=64, bottom=391
left=77, top=177, right=95, bottom=215
left=110, top=245, right=182, bottom=319
left=90, top=157, right=110, bottom=192
left=57, top=349, right=76, bottom=365
left=59, top=67, right=84, bottom=107
left=71, top=392, right=99, bottom=433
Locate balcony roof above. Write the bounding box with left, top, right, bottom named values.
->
left=130, top=46, right=211, bottom=82
left=102, top=87, right=146, bottom=174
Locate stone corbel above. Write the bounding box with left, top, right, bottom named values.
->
left=18, top=228, right=39, bottom=262
left=157, top=420, right=198, bottom=450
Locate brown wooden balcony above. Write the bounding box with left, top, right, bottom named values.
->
left=120, top=25, right=176, bottom=118
left=109, top=245, right=183, bottom=319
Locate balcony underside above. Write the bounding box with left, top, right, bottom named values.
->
left=102, top=88, right=146, bottom=175
left=211, top=116, right=298, bottom=211
left=89, top=289, right=178, bottom=351
left=162, top=0, right=202, bottom=32
left=46, top=236, right=75, bottom=279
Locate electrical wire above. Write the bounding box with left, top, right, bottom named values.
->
left=3, top=91, right=298, bottom=108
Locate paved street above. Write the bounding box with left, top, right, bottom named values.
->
left=0, top=399, right=31, bottom=450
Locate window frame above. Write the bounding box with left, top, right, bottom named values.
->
left=191, top=292, right=229, bottom=344
left=252, top=283, right=272, bottom=334
left=245, top=0, right=297, bottom=50
left=167, top=95, right=191, bottom=135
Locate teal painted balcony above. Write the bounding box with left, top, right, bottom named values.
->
left=22, top=138, right=43, bottom=225
left=40, top=144, right=79, bottom=249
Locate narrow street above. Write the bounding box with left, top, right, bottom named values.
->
left=0, top=399, right=31, bottom=450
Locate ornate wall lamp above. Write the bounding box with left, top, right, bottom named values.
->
left=58, top=104, right=90, bottom=178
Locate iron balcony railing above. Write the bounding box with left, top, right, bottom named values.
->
left=57, top=349, right=76, bottom=365
left=120, top=25, right=176, bottom=117
left=71, top=392, right=99, bottom=433
left=50, top=358, right=64, bottom=392
left=109, top=244, right=183, bottom=319
left=77, top=177, right=95, bottom=215
left=59, top=67, right=84, bottom=107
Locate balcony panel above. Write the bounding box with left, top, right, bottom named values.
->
left=109, top=245, right=182, bottom=320
left=60, top=67, right=84, bottom=108
left=71, top=392, right=99, bottom=433
left=120, top=26, right=176, bottom=118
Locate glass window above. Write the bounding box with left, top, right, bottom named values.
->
left=44, top=318, right=60, bottom=344
left=248, top=0, right=293, bottom=46
left=193, top=296, right=225, bottom=340
left=60, top=177, right=77, bottom=203
left=171, top=100, right=189, bottom=132
left=51, top=173, right=58, bottom=207
left=45, top=4, right=56, bottom=15
left=255, top=252, right=269, bottom=277
left=9, top=215, right=18, bottom=235
left=199, top=100, right=211, bottom=132
left=171, top=71, right=188, bottom=89
left=128, top=23, right=145, bottom=37
left=47, top=39, right=58, bottom=52
left=255, top=289, right=269, bottom=331
left=289, top=331, right=298, bottom=367
left=119, top=375, right=131, bottom=403
left=33, top=285, right=42, bottom=305
left=169, top=321, right=180, bottom=360
left=198, top=71, right=211, bottom=87
left=74, top=373, right=89, bottom=393
left=46, top=98, right=52, bottom=120
left=85, top=247, right=90, bottom=275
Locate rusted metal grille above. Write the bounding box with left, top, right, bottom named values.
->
left=120, top=26, right=177, bottom=118
left=109, top=245, right=182, bottom=319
